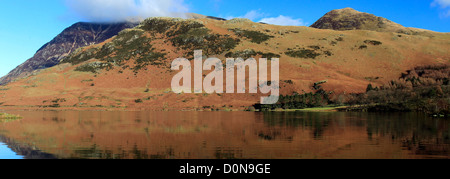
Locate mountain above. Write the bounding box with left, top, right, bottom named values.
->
left=310, top=7, right=432, bottom=35
left=0, top=14, right=227, bottom=86
left=0, top=11, right=448, bottom=111
left=0, top=22, right=138, bottom=85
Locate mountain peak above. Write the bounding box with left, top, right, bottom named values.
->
left=336, top=7, right=359, bottom=12
left=0, top=11, right=448, bottom=110
left=310, top=7, right=404, bottom=32
left=0, top=21, right=138, bottom=85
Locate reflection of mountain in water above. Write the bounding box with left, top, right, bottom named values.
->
left=0, top=135, right=56, bottom=159
left=261, top=112, right=450, bottom=157
left=261, top=112, right=349, bottom=140
left=365, top=113, right=450, bottom=157
left=1, top=111, right=448, bottom=159
left=73, top=144, right=176, bottom=159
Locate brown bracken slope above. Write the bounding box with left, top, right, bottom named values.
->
left=0, top=9, right=449, bottom=111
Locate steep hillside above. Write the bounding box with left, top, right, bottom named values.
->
left=0, top=22, right=138, bottom=85
left=310, top=8, right=433, bottom=35
left=0, top=13, right=448, bottom=111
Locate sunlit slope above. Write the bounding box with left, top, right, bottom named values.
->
left=0, top=16, right=449, bottom=110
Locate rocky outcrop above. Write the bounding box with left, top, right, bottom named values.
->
left=311, top=8, right=407, bottom=32
left=0, top=22, right=138, bottom=85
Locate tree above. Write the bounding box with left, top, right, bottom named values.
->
left=366, top=84, right=374, bottom=92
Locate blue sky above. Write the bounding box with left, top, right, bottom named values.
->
left=0, top=0, right=449, bottom=78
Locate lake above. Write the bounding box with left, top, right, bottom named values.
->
left=0, top=142, right=23, bottom=159
left=0, top=111, right=448, bottom=159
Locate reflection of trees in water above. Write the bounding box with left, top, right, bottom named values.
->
left=73, top=144, right=176, bottom=159
left=215, top=147, right=243, bottom=159
left=261, top=112, right=450, bottom=157
left=0, top=135, right=56, bottom=159
left=261, top=112, right=346, bottom=140
left=365, top=113, right=450, bottom=157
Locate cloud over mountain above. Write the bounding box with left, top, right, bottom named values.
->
left=65, top=0, right=189, bottom=22
left=260, top=15, right=307, bottom=26
left=226, top=10, right=306, bottom=26
left=433, top=0, right=450, bottom=8
left=432, top=0, right=450, bottom=17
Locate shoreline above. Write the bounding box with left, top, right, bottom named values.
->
left=0, top=105, right=246, bottom=112
left=0, top=105, right=448, bottom=118
left=261, top=106, right=349, bottom=112
left=0, top=105, right=350, bottom=112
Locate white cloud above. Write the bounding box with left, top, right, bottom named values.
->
left=242, top=10, right=265, bottom=21
left=432, top=0, right=450, bottom=17
left=225, top=10, right=306, bottom=26
left=259, top=15, right=307, bottom=26
left=433, top=0, right=450, bottom=8
left=65, top=0, right=189, bottom=22
left=224, top=10, right=265, bottom=21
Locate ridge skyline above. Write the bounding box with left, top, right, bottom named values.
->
left=1, top=0, right=449, bottom=78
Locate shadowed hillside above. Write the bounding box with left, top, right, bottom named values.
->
left=0, top=22, right=138, bottom=85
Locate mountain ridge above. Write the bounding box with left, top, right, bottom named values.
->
left=0, top=14, right=447, bottom=110
left=310, top=7, right=434, bottom=35
left=0, top=13, right=238, bottom=85
left=0, top=21, right=139, bottom=85
left=0, top=9, right=448, bottom=111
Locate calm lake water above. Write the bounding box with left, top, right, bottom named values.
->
left=0, top=111, right=448, bottom=159
left=0, top=142, right=23, bottom=159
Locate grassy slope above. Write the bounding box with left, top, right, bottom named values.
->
left=0, top=17, right=449, bottom=111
